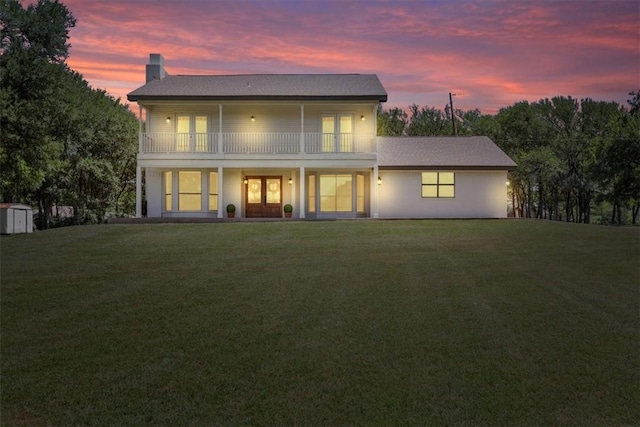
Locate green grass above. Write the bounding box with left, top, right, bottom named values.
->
left=1, top=220, right=638, bottom=426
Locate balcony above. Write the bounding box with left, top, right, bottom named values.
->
left=140, top=133, right=376, bottom=154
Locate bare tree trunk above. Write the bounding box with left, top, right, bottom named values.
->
left=537, top=182, right=544, bottom=219
left=527, top=182, right=533, bottom=218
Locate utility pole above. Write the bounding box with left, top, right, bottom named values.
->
left=449, top=92, right=457, bottom=136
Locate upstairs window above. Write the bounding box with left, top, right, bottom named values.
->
left=422, top=172, right=455, bottom=198
left=321, top=114, right=354, bottom=152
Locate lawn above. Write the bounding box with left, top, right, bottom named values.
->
left=1, top=220, right=638, bottom=426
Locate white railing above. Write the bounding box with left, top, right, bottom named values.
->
left=142, top=133, right=218, bottom=153
left=305, top=133, right=375, bottom=153
left=223, top=133, right=299, bottom=154
left=140, top=132, right=375, bottom=154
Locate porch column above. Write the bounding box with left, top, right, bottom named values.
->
left=217, top=166, right=224, bottom=218
left=300, top=104, right=305, bottom=154
left=299, top=166, right=305, bottom=219
left=138, top=105, right=143, bottom=153
left=372, top=166, right=379, bottom=218
left=136, top=165, right=142, bottom=218
left=218, top=104, right=223, bottom=154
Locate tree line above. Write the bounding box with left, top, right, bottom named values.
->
left=1, top=0, right=138, bottom=228
left=2, top=0, right=638, bottom=227
left=378, top=95, right=640, bottom=225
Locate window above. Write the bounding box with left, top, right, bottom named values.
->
left=209, top=172, right=218, bottom=211
left=357, top=174, right=365, bottom=212
left=266, top=178, right=281, bottom=203
left=321, top=114, right=354, bottom=152
left=179, top=171, right=202, bottom=211
left=194, top=116, right=208, bottom=152
left=320, top=174, right=352, bottom=212
left=339, top=115, right=353, bottom=152
left=322, top=116, right=335, bottom=152
left=176, top=115, right=209, bottom=152
left=164, top=171, right=172, bottom=211
left=176, top=115, right=190, bottom=151
left=422, top=172, right=455, bottom=198
left=308, top=175, right=316, bottom=213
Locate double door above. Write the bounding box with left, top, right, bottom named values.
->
left=176, top=115, right=208, bottom=152
left=246, top=177, right=282, bottom=218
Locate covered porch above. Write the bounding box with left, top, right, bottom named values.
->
left=137, top=164, right=381, bottom=220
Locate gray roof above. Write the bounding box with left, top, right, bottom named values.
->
left=377, top=136, right=517, bottom=170
left=127, top=74, right=387, bottom=102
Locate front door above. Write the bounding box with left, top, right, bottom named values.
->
left=246, top=177, right=282, bottom=218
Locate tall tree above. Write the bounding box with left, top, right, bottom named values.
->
left=0, top=0, right=76, bottom=204
left=1, top=0, right=137, bottom=227
left=405, top=104, right=448, bottom=136
left=377, top=105, right=407, bottom=136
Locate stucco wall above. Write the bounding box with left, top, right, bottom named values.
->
left=377, top=170, right=509, bottom=218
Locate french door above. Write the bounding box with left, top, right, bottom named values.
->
left=246, top=176, right=282, bottom=218
left=321, top=114, right=353, bottom=152
left=176, top=115, right=208, bottom=152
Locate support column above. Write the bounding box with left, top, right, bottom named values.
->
left=217, top=166, right=224, bottom=218
left=218, top=104, right=223, bottom=154
left=300, top=104, right=305, bottom=154
left=372, top=166, right=379, bottom=218
left=138, top=105, right=143, bottom=153
left=299, top=166, right=306, bottom=219
left=136, top=166, right=142, bottom=218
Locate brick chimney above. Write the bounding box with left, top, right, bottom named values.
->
left=146, top=53, right=168, bottom=83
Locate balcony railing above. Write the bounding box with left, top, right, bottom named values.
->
left=140, top=132, right=375, bottom=154
left=142, top=133, right=219, bottom=153
left=304, top=133, right=375, bottom=154
left=223, top=133, right=299, bottom=154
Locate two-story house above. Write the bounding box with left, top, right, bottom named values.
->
left=127, top=54, right=515, bottom=220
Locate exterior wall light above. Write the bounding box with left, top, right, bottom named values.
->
left=166, top=116, right=171, bottom=124
left=243, top=177, right=248, bottom=184
left=288, top=177, right=293, bottom=185
left=251, top=116, right=255, bottom=122
left=377, top=176, right=382, bottom=185
left=361, top=115, right=365, bottom=121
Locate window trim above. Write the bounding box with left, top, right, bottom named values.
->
left=320, top=113, right=355, bottom=153
left=178, top=171, right=202, bottom=211
left=319, top=174, right=353, bottom=213
left=208, top=171, right=218, bottom=211
left=421, top=172, right=455, bottom=198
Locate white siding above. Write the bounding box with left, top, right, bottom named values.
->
left=145, top=168, right=163, bottom=217
left=222, top=105, right=300, bottom=133
left=145, top=102, right=377, bottom=135
left=378, top=170, right=509, bottom=218
left=223, top=169, right=242, bottom=217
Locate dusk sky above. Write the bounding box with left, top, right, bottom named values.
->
left=62, top=0, right=639, bottom=114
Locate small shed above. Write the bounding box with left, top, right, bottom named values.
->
left=0, top=203, right=34, bottom=234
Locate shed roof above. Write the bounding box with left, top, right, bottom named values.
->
left=377, top=136, right=517, bottom=170
left=127, top=74, right=388, bottom=102
left=0, top=203, right=33, bottom=210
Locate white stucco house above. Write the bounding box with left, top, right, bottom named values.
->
left=127, top=54, right=516, bottom=220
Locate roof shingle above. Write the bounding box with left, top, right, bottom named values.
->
left=127, top=74, right=387, bottom=102
left=377, top=136, right=516, bottom=170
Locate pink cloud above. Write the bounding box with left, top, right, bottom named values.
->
left=60, top=0, right=639, bottom=114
